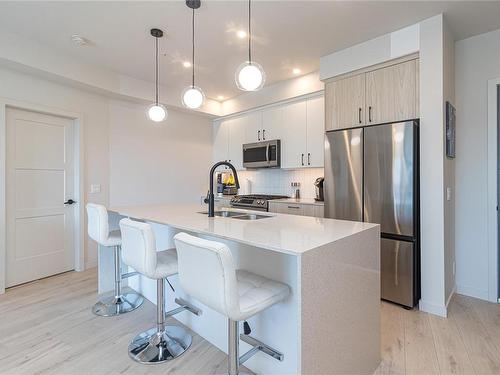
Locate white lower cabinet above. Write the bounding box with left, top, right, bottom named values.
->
left=268, top=201, right=324, bottom=218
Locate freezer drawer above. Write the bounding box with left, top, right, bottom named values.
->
left=324, top=129, right=363, bottom=221
left=381, top=238, right=414, bottom=307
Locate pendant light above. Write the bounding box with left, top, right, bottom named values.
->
left=235, top=0, right=265, bottom=92
left=182, top=0, right=205, bottom=110
left=147, top=28, right=167, bottom=122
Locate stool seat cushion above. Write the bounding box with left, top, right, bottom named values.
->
left=236, top=270, right=290, bottom=321
left=100, top=229, right=122, bottom=247
left=150, top=248, right=178, bottom=280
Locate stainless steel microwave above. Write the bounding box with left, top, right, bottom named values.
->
left=243, top=140, right=281, bottom=168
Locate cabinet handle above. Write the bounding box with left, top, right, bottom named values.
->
left=358, top=108, right=362, bottom=124
left=301, top=153, right=304, bottom=166
left=368, top=106, right=372, bottom=123
left=288, top=206, right=300, bottom=209
left=258, top=130, right=261, bottom=141
left=262, top=129, right=266, bottom=140
left=308, top=153, right=311, bottom=165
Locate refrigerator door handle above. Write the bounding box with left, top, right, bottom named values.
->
left=394, top=244, right=399, bottom=286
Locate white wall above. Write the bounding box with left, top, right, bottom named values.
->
left=0, top=66, right=109, bottom=269
left=0, top=66, right=213, bottom=274
left=109, top=100, right=212, bottom=206
left=455, top=28, right=500, bottom=300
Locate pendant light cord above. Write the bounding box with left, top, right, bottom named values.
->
left=155, top=36, right=159, bottom=105
left=192, top=8, right=195, bottom=87
left=248, top=0, right=252, bottom=63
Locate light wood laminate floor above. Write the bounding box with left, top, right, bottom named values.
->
left=1, top=268, right=499, bottom=375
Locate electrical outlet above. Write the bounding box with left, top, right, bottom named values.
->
left=446, top=187, right=452, bottom=201
left=90, top=184, right=101, bottom=194
left=453, top=261, right=456, bottom=276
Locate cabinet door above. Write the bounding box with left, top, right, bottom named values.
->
left=306, top=96, right=325, bottom=168
left=262, top=106, right=282, bottom=141
left=325, top=74, right=365, bottom=131
left=269, top=202, right=304, bottom=216
left=242, top=111, right=263, bottom=143
left=213, top=120, right=229, bottom=164
left=281, top=101, right=307, bottom=168
left=227, top=117, right=246, bottom=170
left=302, top=204, right=324, bottom=218
left=366, top=60, right=417, bottom=125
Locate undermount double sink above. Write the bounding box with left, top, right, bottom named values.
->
left=198, top=210, right=270, bottom=220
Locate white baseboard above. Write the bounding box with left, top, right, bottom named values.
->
left=456, top=283, right=489, bottom=301
left=419, top=299, right=447, bottom=317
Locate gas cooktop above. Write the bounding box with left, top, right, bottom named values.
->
left=230, top=194, right=289, bottom=211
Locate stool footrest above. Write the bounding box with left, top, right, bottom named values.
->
left=239, top=334, right=284, bottom=364
left=164, top=298, right=202, bottom=319
left=121, top=271, right=139, bottom=279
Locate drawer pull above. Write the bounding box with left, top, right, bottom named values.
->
left=288, top=206, right=300, bottom=209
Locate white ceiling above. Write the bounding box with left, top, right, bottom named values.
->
left=1, top=1, right=500, bottom=101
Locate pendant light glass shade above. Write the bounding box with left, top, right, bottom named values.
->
left=182, top=85, right=205, bottom=109
left=236, top=0, right=265, bottom=92
left=147, top=103, right=167, bottom=122
left=147, top=28, right=167, bottom=123
left=183, top=4, right=204, bottom=110
left=235, top=61, right=265, bottom=91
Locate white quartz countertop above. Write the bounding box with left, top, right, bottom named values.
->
left=273, top=198, right=324, bottom=206
left=110, top=204, right=377, bottom=256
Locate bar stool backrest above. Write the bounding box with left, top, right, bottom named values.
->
left=86, top=203, right=110, bottom=244
left=174, top=232, right=240, bottom=319
left=119, top=218, right=158, bottom=279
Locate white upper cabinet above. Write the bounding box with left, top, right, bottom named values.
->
left=227, top=117, right=246, bottom=170
left=213, top=120, right=229, bottom=164
left=281, top=101, right=307, bottom=169
left=213, top=95, right=325, bottom=170
left=306, top=96, right=325, bottom=168
left=243, top=111, right=263, bottom=144
left=261, top=106, right=283, bottom=141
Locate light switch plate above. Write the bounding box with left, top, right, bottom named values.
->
left=90, top=184, right=101, bottom=194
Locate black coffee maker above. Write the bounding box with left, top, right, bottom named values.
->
left=314, top=177, right=324, bottom=201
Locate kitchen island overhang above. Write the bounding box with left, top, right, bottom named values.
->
left=102, top=204, right=380, bottom=375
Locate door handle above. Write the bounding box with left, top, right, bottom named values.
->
left=368, top=106, right=372, bottom=123
left=262, top=129, right=266, bottom=140
left=258, top=130, right=261, bottom=141
left=308, top=152, right=311, bottom=165
left=64, top=199, right=77, bottom=205
left=301, top=153, right=304, bottom=166
left=358, top=108, right=362, bottom=124
left=266, top=144, right=270, bottom=163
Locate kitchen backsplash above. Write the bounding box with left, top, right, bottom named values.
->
left=236, top=168, right=324, bottom=198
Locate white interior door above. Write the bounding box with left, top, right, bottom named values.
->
left=6, top=108, right=75, bottom=287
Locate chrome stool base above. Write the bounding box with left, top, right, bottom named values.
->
left=128, top=325, right=192, bottom=364
left=92, top=293, right=144, bottom=317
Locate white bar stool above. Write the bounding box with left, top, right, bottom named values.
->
left=120, top=218, right=200, bottom=364
left=86, top=203, right=144, bottom=316
left=174, top=232, right=291, bottom=375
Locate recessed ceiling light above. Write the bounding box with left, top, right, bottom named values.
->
left=71, top=34, right=89, bottom=46
left=236, top=30, right=247, bottom=39
left=183, top=61, right=192, bottom=68
left=217, top=95, right=225, bottom=101
left=292, top=68, right=301, bottom=75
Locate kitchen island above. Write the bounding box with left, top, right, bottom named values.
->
left=103, top=204, right=380, bottom=375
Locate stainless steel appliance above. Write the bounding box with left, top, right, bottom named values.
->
left=314, top=177, right=324, bottom=201
left=243, top=140, right=281, bottom=169
left=230, top=194, right=288, bottom=212
left=324, top=120, right=420, bottom=308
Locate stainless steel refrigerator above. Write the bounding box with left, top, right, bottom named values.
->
left=324, top=121, right=420, bottom=308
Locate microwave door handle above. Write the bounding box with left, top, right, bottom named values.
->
left=266, top=144, right=270, bottom=163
